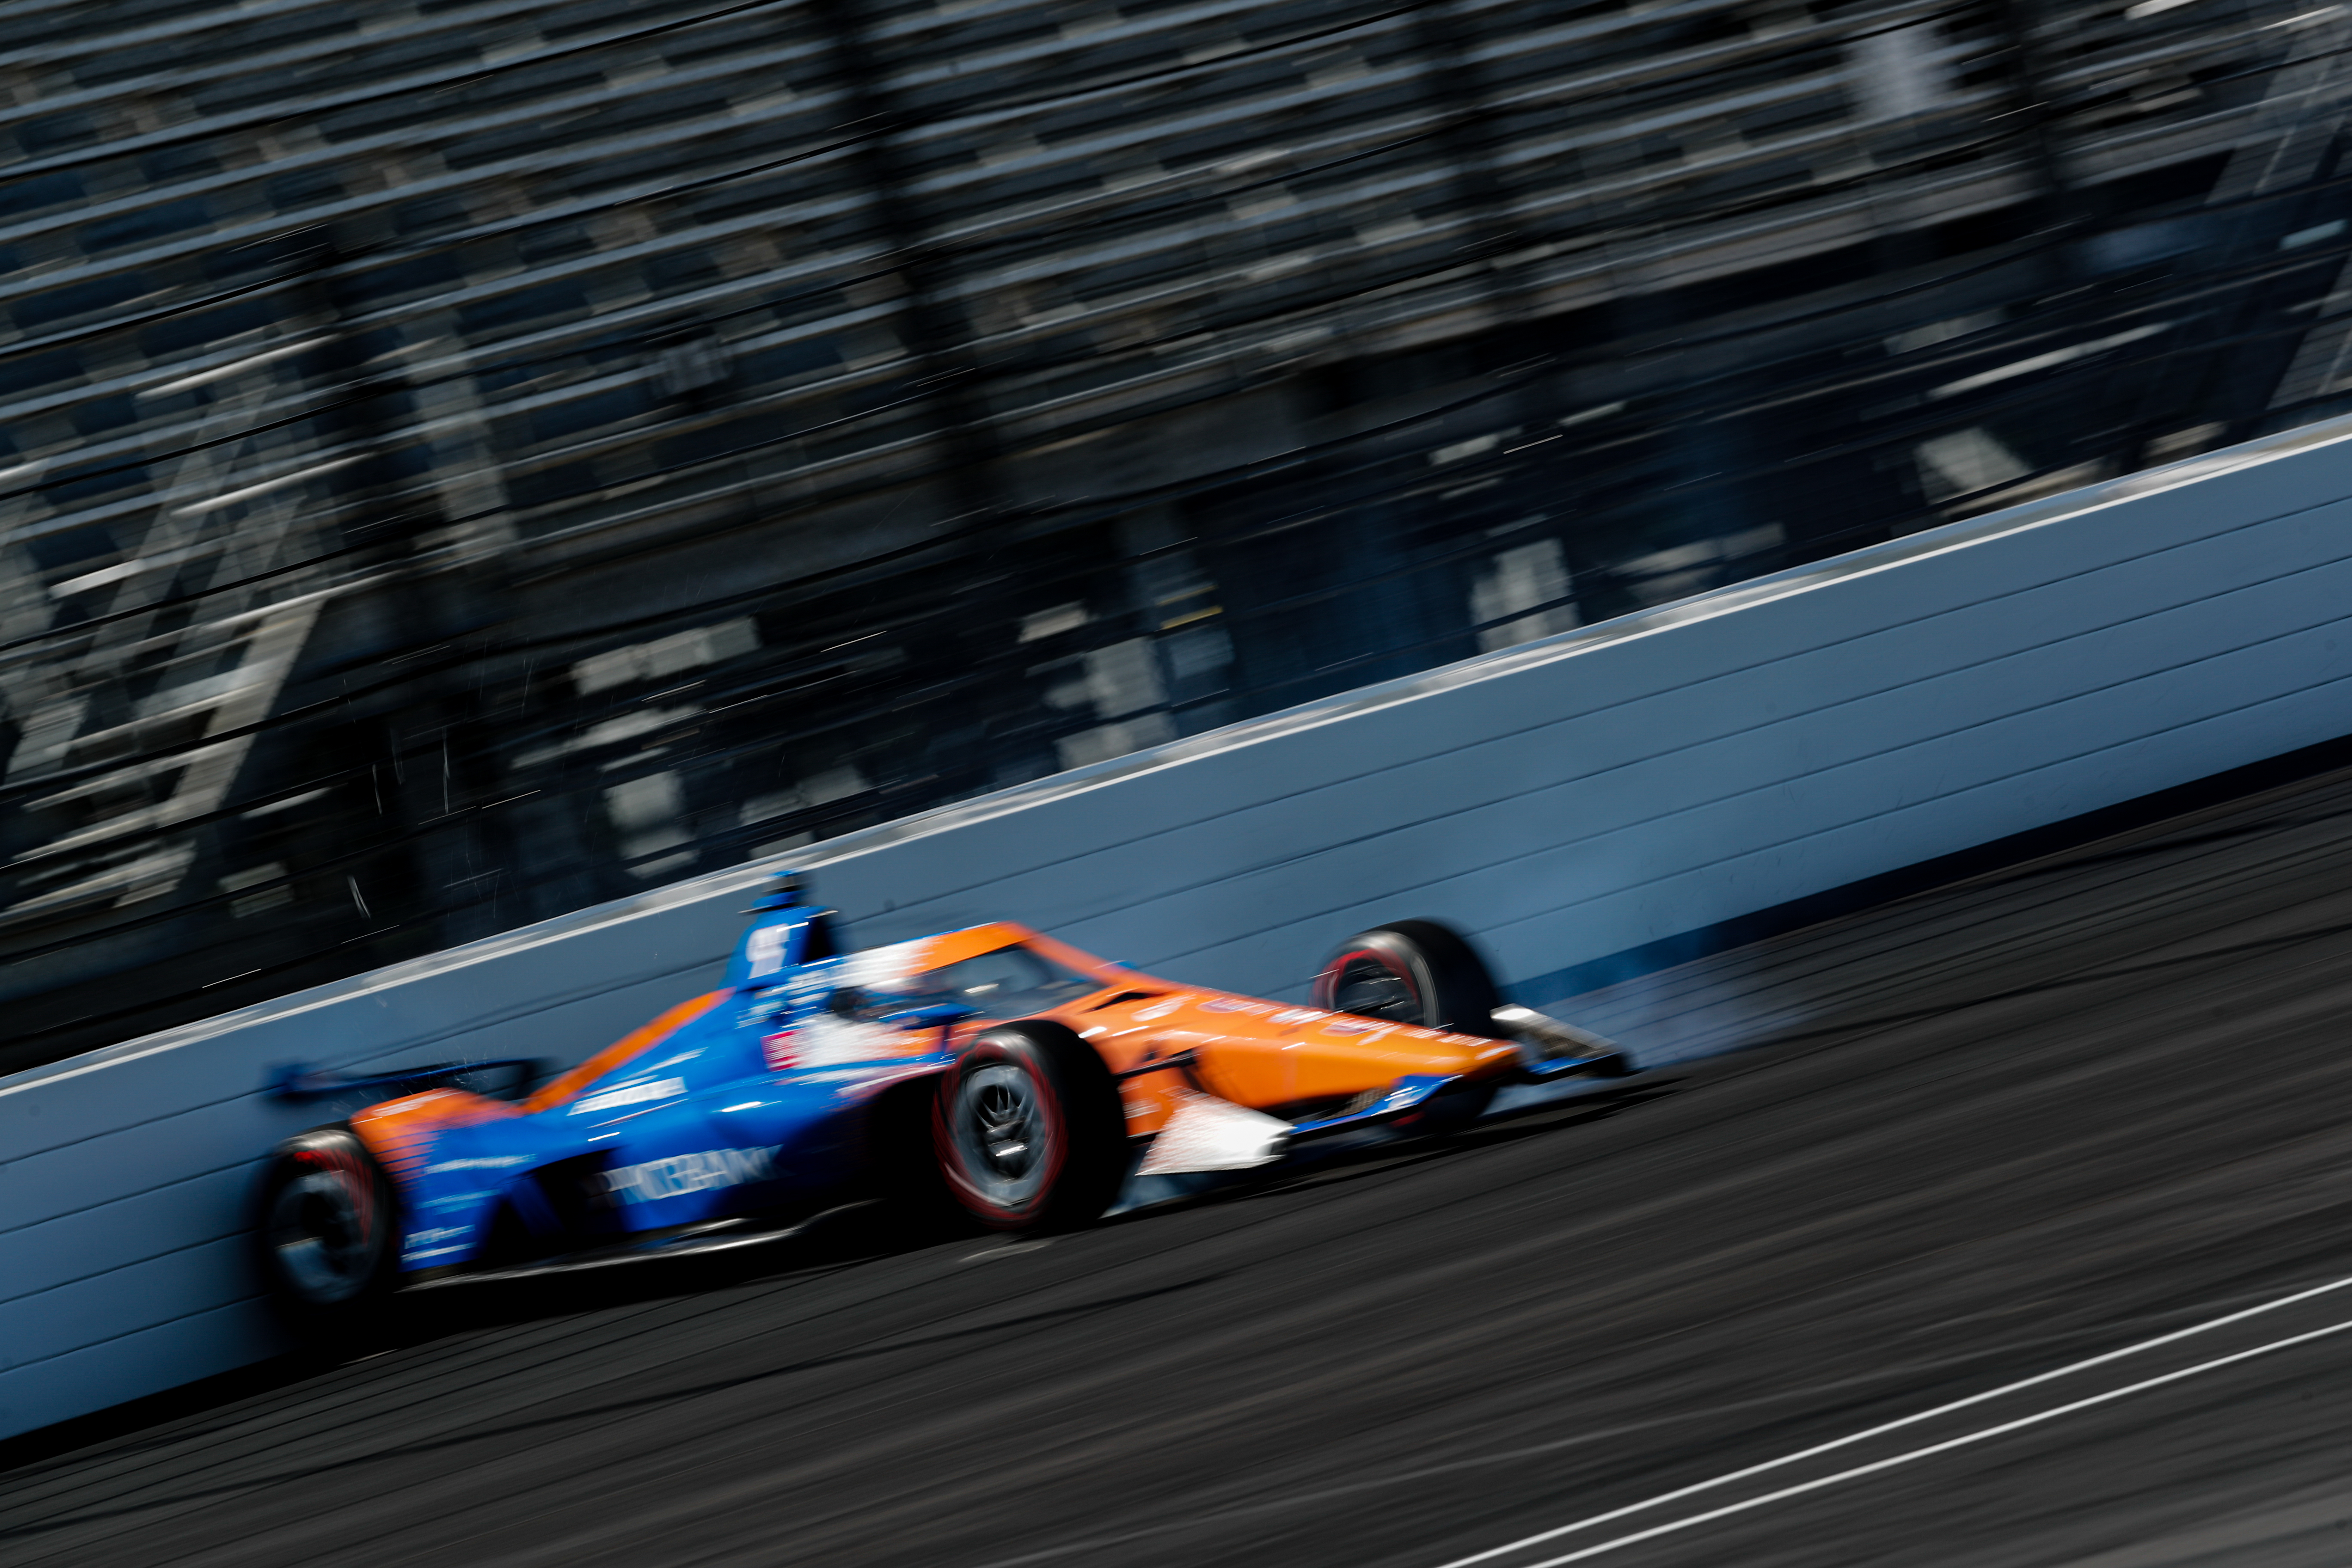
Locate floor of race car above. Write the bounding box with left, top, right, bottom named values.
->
left=15, top=760, right=2352, bottom=1568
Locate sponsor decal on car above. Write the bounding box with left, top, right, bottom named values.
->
left=1321, top=1019, right=1385, bottom=1037
left=843, top=940, right=922, bottom=991
left=761, top=1029, right=800, bottom=1070
left=423, top=1155, right=533, bottom=1173
left=1270, top=1007, right=1327, bottom=1025
left=401, top=1224, right=475, bottom=1262
left=1133, top=994, right=1193, bottom=1021
left=597, top=1146, right=777, bottom=1204
left=570, top=1076, right=687, bottom=1115
left=794, top=1015, right=911, bottom=1067
left=791, top=1063, right=901, bottom=1083
left=1199, top=996, right=1274, bottom=1015
left=744, top=923, right=790, bottom=979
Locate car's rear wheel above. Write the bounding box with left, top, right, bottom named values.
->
left=256, top=1128, right=398, bottom=1336
left=934, top=1022, right=1125, bottom=1232
left=1314, top=919, right=1505, bottom=1037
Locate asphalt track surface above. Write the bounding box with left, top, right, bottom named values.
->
left=15, top=763, right=2352, bottom=1568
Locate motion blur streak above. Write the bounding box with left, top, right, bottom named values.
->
left=1438, top=1298, right=2352, bottom=1568
left=15, top=755, right=2352, bottom=1566
left=1430, top=1268, right=2352, bottom=1568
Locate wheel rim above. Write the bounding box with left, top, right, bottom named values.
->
left=1328, top=951, right=1424, bottom=1024
left=267, top=1162, right=378, bottom=1304
left=949, top=1062, right=1058, bottom=1210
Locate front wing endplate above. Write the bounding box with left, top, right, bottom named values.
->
left=1134, top=1089, right=1289, bottom=1175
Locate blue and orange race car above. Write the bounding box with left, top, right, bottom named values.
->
left=258, top=873, right=1629, bottom=1330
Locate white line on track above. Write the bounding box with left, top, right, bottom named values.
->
left=969, top=1315, right=2204, bottom=1568
left=1431, top=1270, right=2352, bottom=1568
left=1471, top=1311, right=2352, bottom=1566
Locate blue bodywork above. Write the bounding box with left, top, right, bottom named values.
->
left=326, top=884, right=960, bottom=1277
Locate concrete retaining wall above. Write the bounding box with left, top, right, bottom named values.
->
left=9, top=415, right=2352, bottom=1441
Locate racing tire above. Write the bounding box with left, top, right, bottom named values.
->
left=1313, top=919, right=1506, bottom=1038
left=933, top=1022, right=1126, bottom=1233
left=255, top=1127, right=400, bottom=1340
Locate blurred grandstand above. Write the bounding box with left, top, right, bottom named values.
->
left=3, top=0, right=2350, bottom=1067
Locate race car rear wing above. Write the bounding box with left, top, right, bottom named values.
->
left=268, top=1058, right=546, bottom=1103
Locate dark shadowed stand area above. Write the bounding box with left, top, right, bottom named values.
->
left=15, top=0, right=2352, bottom=1075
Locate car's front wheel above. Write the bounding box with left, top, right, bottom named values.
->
left=1314, top=918, right=1505, bottom=1036
left=1316, top=919, right=1507, bottom=1134
left=933, top=1022, right=1126, bottom=1232
left=256, top=1127, right=399, bottom=1336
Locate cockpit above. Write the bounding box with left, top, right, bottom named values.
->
left=849, top=942, right=1106, bottom=1023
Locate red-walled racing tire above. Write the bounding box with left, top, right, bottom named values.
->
left=1313, top=919, right=1505, bottom=1037
left=934, top=1021, right=1125, bottom=1232
left=256, top=1127, right=400, bottom=1336
left=1315, top=919, right=1507, bottom=1134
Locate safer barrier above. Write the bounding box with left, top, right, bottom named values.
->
left=9, top=414, right=2352, bottom=1441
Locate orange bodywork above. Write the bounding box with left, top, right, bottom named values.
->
left=351, top=923, right=1517, bottom=1167
left=350, top=1085, right=516, bottom=1185
left=520, top=990, right=729, bottom=1113
left=693, top=916, right=1519, bottom=1135
left=978, top=925, right=1523, bottom=1136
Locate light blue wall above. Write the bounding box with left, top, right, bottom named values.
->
left=7, top=418, right=2352, bottom=1439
